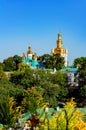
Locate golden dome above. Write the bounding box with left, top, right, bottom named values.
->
left=33, top=52, right=37, bottom=61
left=27, top=46, right=32, bottom=54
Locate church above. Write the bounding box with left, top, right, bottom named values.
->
left=22, top=46, right=45, bottom=68
left=22, top=33, right=68, bottom=68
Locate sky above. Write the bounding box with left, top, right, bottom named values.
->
left=0, top=0, right=86, bottom=65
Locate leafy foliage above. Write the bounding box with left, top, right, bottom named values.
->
left=0, top=62, right=4, bottom=71
left=9, top=67, right=69, bottom=107
left=80, top=85, right=86, bottom=97
left=18, top=63, right=30, bottom=71
left=1, top=55, right=86, bottom=129
left=38, top=98, right=86, bottom=130
left=0, top=97, right=22, bottom=127
left=13, top=55, right=22, bottom=70
left=10, top=68, right=34, bottom=88
left=38, top=54, right=65, bottom=70
left=0, top=71, right=7, bottom=80
left=46, top=54, right=64, bottom=70
left=3, top=55, right=22, bottom=71
left=79, top=70, right=86, bottom=87
left=73, top=57, right=86, bottom=70
left=73, top=119, right=86, bottom=130
left=3, top=57, right=16, bottom=71
left=22, top=87, right=48, bottom=112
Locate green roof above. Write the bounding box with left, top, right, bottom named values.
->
left=22, top=58, right=45, bottom=68
left=61, top=66, right=78, bottom=72
left=31, top=60, right=38, bottom=67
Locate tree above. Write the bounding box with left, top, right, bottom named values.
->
left=75, top=69, right=86, bottom=106
left=18, top=63, right=30, bottom=71
left=10, top=68, right=34, bottom=89
left=37, top=54, right=51, bottom=62
left=22, top=87, right=48, bottom=112
left=3, top=55, right=22, bottom=71
left=80, top=85, right=86, bottom=98
left=48, top=71, right=68, bottom=101
left=0, top=78, right=14, bottom=100
left=38, top=54, right=65, bottom=70
left=0, top=70, right=7, bottom=80
left=31, top=69, right=50, bottom=87
left=45, top=54, right=65, bottom=70
left=79, top=69, right=86, bottom=87
left=3, top=57, right=16, bottom=71
left=0, top=97, right=22, bottom=128
left=73, top=57, right=86, bottom=70
left=34, top=70, right=68, bottom=107
left=13, top=55, right=22, bottom=70
left=0, top=78, right=24, bottom=106
left=49, top=71, right=68, bottom=87
left=41, top=82, right=60, bottom=107
left=10, top=67, right=69, bottom=105
left=0, top=62, right=4, bottom=71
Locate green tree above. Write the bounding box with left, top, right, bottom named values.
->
left=18, top=63, right=30, bottom=71
left=13, top=55, right=22, bottom=70
left=49, top=71, right=68, bottom=87
left=19, top=68, right=34, bottom=88
left=38, top=53, right=50, bottom=60
left=79, top=70, right=86, bottom=87
left=45, top=54, right=64, bottom=70
left=38, top=54, right=64, bottom=70
left=47, top=71, right=68, bottom=102
left=0, top=78, right=24, bottom=106
left=3, top=57, right=16, bottom=71
left=41, top=82, right=60, bottom=107
left=73, top=57, right=86, bottom=70
left=0, top=62, right=4, bottom=71
left=76, top=69, right=86, bottom=106
left=0, top=70, right=7, bottom=80
left=10, top=71, right=24, bottom=85
left=80, top=85, right=86, bottom=97
left=79, top=85, right=86, bottom=99
left=31, top=69, right=50, bottom=87
left=0, top=79, right=14, bottom=99
left=10, top=68, right=34, bottom=89
left=78, top=85, right=86, bottom=107
left=0, top=97, right=22, bottom=127
left=22, top=87, right=48, bottom=112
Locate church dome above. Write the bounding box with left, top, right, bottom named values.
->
left=27, top=46, right=32, bottom=54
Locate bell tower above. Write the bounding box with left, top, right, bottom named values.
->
left=51, top=33, right=68, bottom=66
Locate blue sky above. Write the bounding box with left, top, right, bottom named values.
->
left=0, top=0, right=86, bottom=65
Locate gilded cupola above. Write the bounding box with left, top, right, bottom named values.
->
left=27, top=46, right=32, bottom=54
